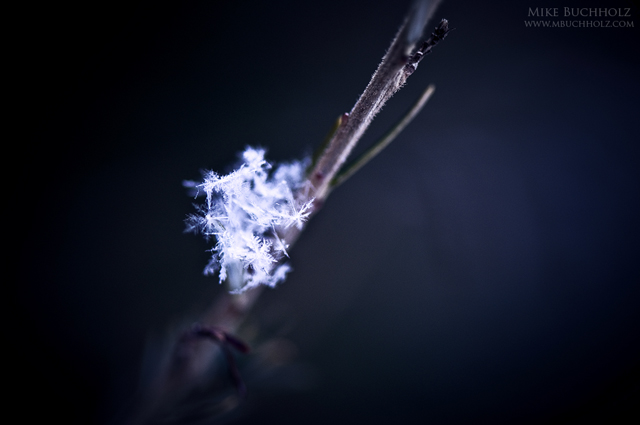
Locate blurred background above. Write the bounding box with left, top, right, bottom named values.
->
left=17, top=0, right=639, bottom=423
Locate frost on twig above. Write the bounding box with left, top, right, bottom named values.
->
left=184, top=2, right=451, bottom=294
left=184, top=148, right=313, bottom=293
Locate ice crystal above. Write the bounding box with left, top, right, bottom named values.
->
left=185, top=147, right=313, bottom=293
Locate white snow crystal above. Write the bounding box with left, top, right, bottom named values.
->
left=185, top=147, right=313, bottom=293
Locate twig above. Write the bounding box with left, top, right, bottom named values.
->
left=126, top=3, right=451, bottom=423
left=332, top=84, right=436, bottom=188
left=307, top=18, right=450, bottom=202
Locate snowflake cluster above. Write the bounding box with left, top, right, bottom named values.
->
left=185, top=148, right=313, bottom=293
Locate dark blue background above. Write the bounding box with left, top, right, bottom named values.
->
left=17, top=0, right=639, bottom=423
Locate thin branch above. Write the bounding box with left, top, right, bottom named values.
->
left=332, top=84, right=435, bottom=188
left=307, top=18, right=450, bottom=202
left=126, top=3, right=451, bottom=423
